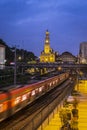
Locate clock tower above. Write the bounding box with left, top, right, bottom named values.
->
left=40, top=30, right=55, bottom=62
left=44, top=30, right=50, bottom=53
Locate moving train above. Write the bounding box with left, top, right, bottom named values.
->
left=0, top=72, right=69, bottom=122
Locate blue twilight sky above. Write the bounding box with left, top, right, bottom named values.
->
left=0, top=0, right=87, bottom=57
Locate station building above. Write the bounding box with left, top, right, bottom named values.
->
left=59, top=52, right=77, bottom=64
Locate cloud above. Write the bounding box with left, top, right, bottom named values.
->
left=0, top=0, right=87, bottom=56
left=15, top=12, right=52, bottom=25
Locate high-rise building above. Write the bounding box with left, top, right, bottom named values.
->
left=40, top=30, right=55, bottom=62
left=0, top=44, right=5, bottom=69
left=79, top=42, right=87, bottom=63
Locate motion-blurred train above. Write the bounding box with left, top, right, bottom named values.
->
left=0, top=72, right=69, bottom=122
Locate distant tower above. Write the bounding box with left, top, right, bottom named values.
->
left=79, top=42, right=87, bottom=63
left=40, top=30, right=55, bottom=62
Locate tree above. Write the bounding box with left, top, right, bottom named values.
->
left=0, top=39, right=37, bottom=65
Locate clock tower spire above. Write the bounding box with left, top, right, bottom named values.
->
left=44, top=30, right=50, bottom=53
left=45, top=30, right=50, bottom=44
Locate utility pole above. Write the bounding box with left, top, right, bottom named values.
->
left=14, top=46, right=17, bottom=86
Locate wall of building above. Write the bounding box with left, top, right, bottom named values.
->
left=0, top=45, right=5, bottom=69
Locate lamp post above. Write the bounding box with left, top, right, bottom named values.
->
left=14, top=46, right=17, bottom=86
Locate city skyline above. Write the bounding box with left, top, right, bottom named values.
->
left=0, top=0, right=87, bottom=56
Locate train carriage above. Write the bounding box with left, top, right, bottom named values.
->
left=0, top=91, right=9, bottom=122
left=8, top=86, right=32, bottom=114
left=0, top=72, right=70, bottom=122
left=8, top=82, right=46, bottom=114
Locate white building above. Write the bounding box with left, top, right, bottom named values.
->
left=79, top=42, right=87, bottom=64
left=0, top=44, right=5, bottom=69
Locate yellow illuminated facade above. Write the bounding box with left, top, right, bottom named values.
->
left=40, top=30, right=55, bottom=62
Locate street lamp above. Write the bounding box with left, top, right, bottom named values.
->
left=18, top=56, right=22, bottom=60
left=14, top=46, right=17, bottom=86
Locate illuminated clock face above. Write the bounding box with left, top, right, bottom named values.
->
left=46, top=40, right=49, bottom=43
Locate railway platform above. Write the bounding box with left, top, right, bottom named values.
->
left=43, top=80, right=87, bottom=130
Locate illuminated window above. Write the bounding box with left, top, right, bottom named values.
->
left=53, top=81, right=55, bottom=85
left=32, top=90, right=35, bottom=96
left=50, top=83, right=52, bottom=86
left=0, top=104, right=3, bottom=112
left=56, top=80, right=58, bottom=83
left=22, top=94, right=27, bottom=101
left=39, top=87, right=42, bottom=92
left=15, top=96, right=21, bottom=105
left=45, top=57, right=48, bottom=61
